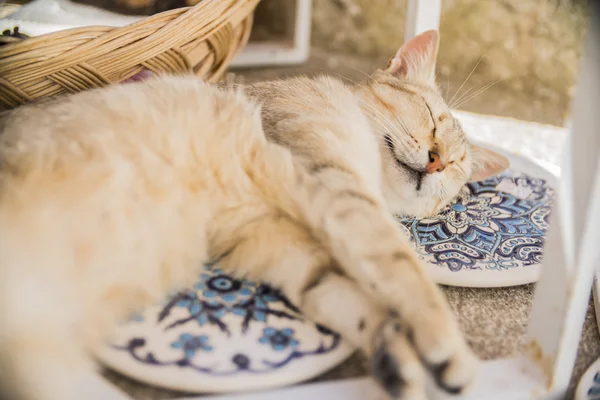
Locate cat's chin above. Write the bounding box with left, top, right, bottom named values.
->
left=385, top=198, right=441, bottom=219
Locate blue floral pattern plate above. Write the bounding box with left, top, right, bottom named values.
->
left=576, top=357, right=600, bottom=400
left=94, top=266, right=354, bottom=394
left=398, top=147, right=557, bottom=288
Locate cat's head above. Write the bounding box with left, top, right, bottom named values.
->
left=356, top=30, right=509, bottom=218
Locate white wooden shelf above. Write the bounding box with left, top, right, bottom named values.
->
left=230, top=0, right=311, bottom=68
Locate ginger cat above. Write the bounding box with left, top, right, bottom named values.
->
left=0, top=30, right=507, bottom=400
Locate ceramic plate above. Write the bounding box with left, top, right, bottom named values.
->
left=95, top=266, right=354, bottom=394
left=576, top=357, right=600, bottom=400
left=398, top=142, right=557, bottom=288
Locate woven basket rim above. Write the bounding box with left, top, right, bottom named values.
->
left=0, top=0, right=255, bottom=73
left=0, top=0, right=260, bottom=110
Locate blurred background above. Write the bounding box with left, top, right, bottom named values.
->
left=240, top=0, right=590, bottom=127
left=2, top=0, right=591, bottom=125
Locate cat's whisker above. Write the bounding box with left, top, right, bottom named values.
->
left=380, top=113, right=410, bottom=147
left=362, top=103, right=396, bottom=132
left=335, top=72, right=422, bottom=153
left=341, top=74, right=418, bottom=151
left=339, top=73, right=419, bottom=152
left=369, top=101, right=415, bottom=150
left=444, top=74, right=451, bottom=103
left=454, top=79, right=501, bottom=108
left=376, top=126, right=400, bottom=144
left=453, top=79, right=501, bottom=109
left=335, top=74, right=403, bottom=132
left=372, top=104, right=415, bottom=149
left=455, top=163, right=467, bottom=178
left=367, top=114, right=399, bottom=141
left=449, top=87, right=473, bottom=110
left=332, top=72, right=364, bottom=88
left=371, top=130, right=418, bottom=165
left=438, top=181, right=449, bottom=199
left=372, top=123, right=396, bottom=142
left=392, top=113, right=413, bottom=142
left=372, top=123, right=406, bottom=149
left=347, top=64, right=375, bottom=81
left=330, top=73, right=412, bottom=150
left=374, top=121, right=415, bottom=154
left=363, top=104, right=415, bottom=150
left=448, top=54, right=485, bottom=108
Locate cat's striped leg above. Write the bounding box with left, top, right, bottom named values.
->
left=212, top=212, right=429, bottom=399
left=241, top=143, right=475, bottom=398
left=212, top=211, right=384, bottom=346
left=290, top=167, right=478, bottom=398
left=301, top=271, right=431, bottom=400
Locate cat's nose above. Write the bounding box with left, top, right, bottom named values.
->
left=426, top=151, right=445, bottom=173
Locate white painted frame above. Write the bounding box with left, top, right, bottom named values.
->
left=229, top=0, right=312, bottom=68
left=404, top=0, right=442, bottom=42
left=87, top=2, right=600, bottom=399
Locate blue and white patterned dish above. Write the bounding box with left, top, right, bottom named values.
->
left=399, top=147, right=557, bottom=288
left=576, top=357, right=600, bottom=400
left=95, top=266, right=354, bottom=394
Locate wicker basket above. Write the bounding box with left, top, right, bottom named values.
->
left=0, top=0, right=260, bottom=111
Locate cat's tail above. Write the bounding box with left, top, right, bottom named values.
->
left=0, top=217, right=92, bottom=400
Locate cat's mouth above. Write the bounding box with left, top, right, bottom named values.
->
left=384, top=134, right=427, bottom=191
left=395, top=158, right=426, bottom=191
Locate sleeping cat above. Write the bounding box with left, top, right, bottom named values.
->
left=0, top=30, right=507, bottom=400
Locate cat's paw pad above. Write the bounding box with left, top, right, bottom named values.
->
left=371, top=343, right=405, bottom=398
left=408, top=316, right=479, bottom=396
left=424, top=343, right=478, bottom=395
left=370, top=320, right=427, bottom=400
left=371, top=316, right=478, bottom=399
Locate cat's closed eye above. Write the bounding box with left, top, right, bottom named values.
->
left=424, top=102, right=436, bottom=138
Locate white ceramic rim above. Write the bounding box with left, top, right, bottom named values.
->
left=575, top=356, right=600, bottom=400
left=593, top=272, right=600, bottom=337
left=94, top=340, right=354, bottom=394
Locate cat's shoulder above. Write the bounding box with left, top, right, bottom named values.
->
left=7, top=75, right=253, bottom=118
left=247, top=75, right=361, bottom=114
left=249, top=75, right=350, bottom=96
left=0, top=75, right=260, bottom=140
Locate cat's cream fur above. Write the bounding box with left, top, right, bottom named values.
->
left=0, top=31, right=507, bottom=400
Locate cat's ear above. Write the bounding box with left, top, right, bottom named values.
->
left=469, top=144, right=510, bottom=182
left=386, top=30, right=439, bottom=84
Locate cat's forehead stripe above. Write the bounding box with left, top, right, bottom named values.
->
left=374, top=80, right=417, bottom=96
left=367, top=86, right=420, bottom=146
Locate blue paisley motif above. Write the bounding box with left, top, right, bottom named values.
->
left=588, top=371, right=600, bottom=399
left=399, top=170, right=553, bottom=272
left=115, top=265, right=341, bottom=376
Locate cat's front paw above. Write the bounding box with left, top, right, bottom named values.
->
left=370, top=316, right=478, bottom=399
left=371, top=318, right=426, bottom=400
left=406, top=307, right=478, bottom=397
